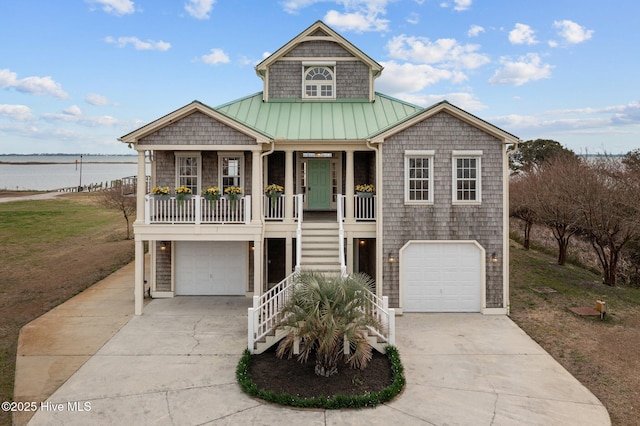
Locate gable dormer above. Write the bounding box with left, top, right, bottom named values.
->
left=255, top=21, right=383, bottom=102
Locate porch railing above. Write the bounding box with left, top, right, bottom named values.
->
left=145, top=195, right=251, bottom=224
left=354, top=193, right=376, bottom=221
left=263, top=193, right=284, bottom=220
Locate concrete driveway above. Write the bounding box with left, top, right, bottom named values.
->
left=23, top=295, right=609, bottom=425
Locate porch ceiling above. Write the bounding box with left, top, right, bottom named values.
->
left=215, top=92, right=423, bottom=141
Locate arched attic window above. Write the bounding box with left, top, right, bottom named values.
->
left=303, top=66, right=335, bottom=99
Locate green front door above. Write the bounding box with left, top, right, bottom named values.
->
left=308, top=160, right=331, bottom=210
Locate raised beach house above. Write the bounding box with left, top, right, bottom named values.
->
left=120, top=21, right=518, bottom=351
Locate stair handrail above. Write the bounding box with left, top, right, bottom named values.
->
left=336, top=194, right=347, bottom=276
left=248, top=272, right=298, bottom=353
left=295, top=194, right=303, bottom=272
left=362, top=288, right=396, bottom=346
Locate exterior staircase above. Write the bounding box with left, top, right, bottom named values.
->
left=299, top=221, right=342, bottom=274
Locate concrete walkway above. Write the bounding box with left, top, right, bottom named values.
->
left=14, top=265, right=610, bottom=425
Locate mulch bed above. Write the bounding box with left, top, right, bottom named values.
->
left=248, top=348, right=393, bottom=398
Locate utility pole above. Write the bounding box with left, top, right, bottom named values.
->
left=78, top=154, right=83, bottom=192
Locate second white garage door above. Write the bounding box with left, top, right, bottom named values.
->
left=175, top=241, right=247, bottom=295
left=401, top=241, right=482, bottom=312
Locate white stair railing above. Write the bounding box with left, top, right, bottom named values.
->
left=295, top=194, right=303, bottom=272
left=248, top=272, right=297, bottom=353
left=363, top=290, right=396, bottom=346
left=336, top=194, right=347, bottom=276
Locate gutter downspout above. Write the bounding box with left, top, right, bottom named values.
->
left=503, top=139, right=520, bottom=315
left=366, top=138, right=384, bottom=298
left=258, top=139, right=275, bottom=292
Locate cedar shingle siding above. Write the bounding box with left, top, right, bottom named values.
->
left=267, top=40, right=370, bottom=100
left=381, top=112, right=504, bottom=308
left=138, top=112, right=256, bottom=146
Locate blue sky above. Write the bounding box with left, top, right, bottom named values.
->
left=1, top=0, right=638, bottom=155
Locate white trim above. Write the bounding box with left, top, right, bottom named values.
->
left=302, top=65, right=336, bottom=100
left=452, top=153, right=482, bottom=205
left=452, top=150, right=483, bottom=156
left=175, top=152, right=202, bottom=195
left=302, top=60, right=337, bottom=66
left=218, top=152, right=245, bottom=192
left=399, top=240, right=486, bottom=313
left=404, top=151, right=434, bottom=204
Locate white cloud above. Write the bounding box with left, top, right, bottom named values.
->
left=489, top=53, right=553, bottom=86
left=453, top=0, right=472, bottom=11
left=467, top=25, right=484, bottom=37
left=85, top=93, right=112, bottom=106
left=0, top=69, right=68, bottom=99
left=85, top=0, right=135, bottom=16
left=105, top=36, right=171, bottom=51
left=64, top=105, right=82, bottom=116
left=509, top=23, right=538, bottom=45
left=376, top=61, right=465, bottom=94
left=440, top=0, right=472, bottom=11
left=282, top=0, right=391, bottom=32
left=185, top=0, right=216, bottom=20
left=281, top=0, right=328, bottom=14
left=399, top=92, right=487, bottom=111
left=0, top=104, right=33, bottom=121
left=554, top=20, right=594, bottom=44
left=201, top=48, right=230, bottom=65
left=386, top=35, right=490, bottom=70
left=42, top=107, right=120, bottom=127
left=324, top=9, right=389, bottom=32
left=406, top=12, right=420, bottom=25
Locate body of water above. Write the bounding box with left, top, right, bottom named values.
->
left=0, top=155, right=146, bottom=191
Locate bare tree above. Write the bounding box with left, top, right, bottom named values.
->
left=575, top=157, right=640, bottom=286
left=529, top=157, right=584, bottom=265
left=509, top=175, right=536, bottom=249
left=95, top=188, right=137, bottom=239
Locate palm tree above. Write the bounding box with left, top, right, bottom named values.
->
left=275, top=271, right=382, bottom=377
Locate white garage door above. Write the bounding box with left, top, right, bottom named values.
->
left=175, top=241, right=247, bottom=295
left=401, top=241, right=482, bottom=312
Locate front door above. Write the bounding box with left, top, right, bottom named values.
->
left=308, top=159, right=331, bottom=210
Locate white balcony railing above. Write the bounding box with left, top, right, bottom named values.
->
left=354, top=193, right=376, bottom=221
left=145, top=195, right=251, bottom=224
left=263, top=193, right=284, bottom=220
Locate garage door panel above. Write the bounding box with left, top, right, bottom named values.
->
left=402, top=242, right=482, bottom=313
left=176, top=242, right=246, bottom=296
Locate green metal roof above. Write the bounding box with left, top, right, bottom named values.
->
left=215, top=93, right=423, bottom=140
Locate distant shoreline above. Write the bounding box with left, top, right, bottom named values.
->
left=0, top=161, right=136, bottom=165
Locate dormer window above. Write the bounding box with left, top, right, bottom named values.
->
left=303, top=65, right=335, bottom=99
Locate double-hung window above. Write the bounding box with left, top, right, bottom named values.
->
left=452, top=150, right=482, bottom=204
left=219, top=154, right=244, bottom=192
left=404, top=150, right=434, bottom=204
left=303, top=63, right=335, bottom=99
left=175, top=153, right=200, bottom=195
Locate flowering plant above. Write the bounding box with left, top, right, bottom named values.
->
left=264, top=183, right=284, bottom=196
left=355, top=184, right=375, bottom=193
left=202, top=186, right=220, bottom=196
left=175, top=185, right=192, bottom=195
left=224, top=186, right=243, bottom=196
left=151, top=186, right=170, bottom=196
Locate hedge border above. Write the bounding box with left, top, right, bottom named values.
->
left=236, top=346, right=406, bottom=409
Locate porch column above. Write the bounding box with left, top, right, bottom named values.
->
left=345, top=150, right=355, bottom=223
left=136, top=150, right=146, bottom=222
left=134, top=239, right=145, bottom=315
left=253, top=238, right=263, bottom=296
left=251, top=150, right=261, bottom=224
left=285, top=235, right=293, bottom=275
left=284, top=150, right=294, bottom=222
